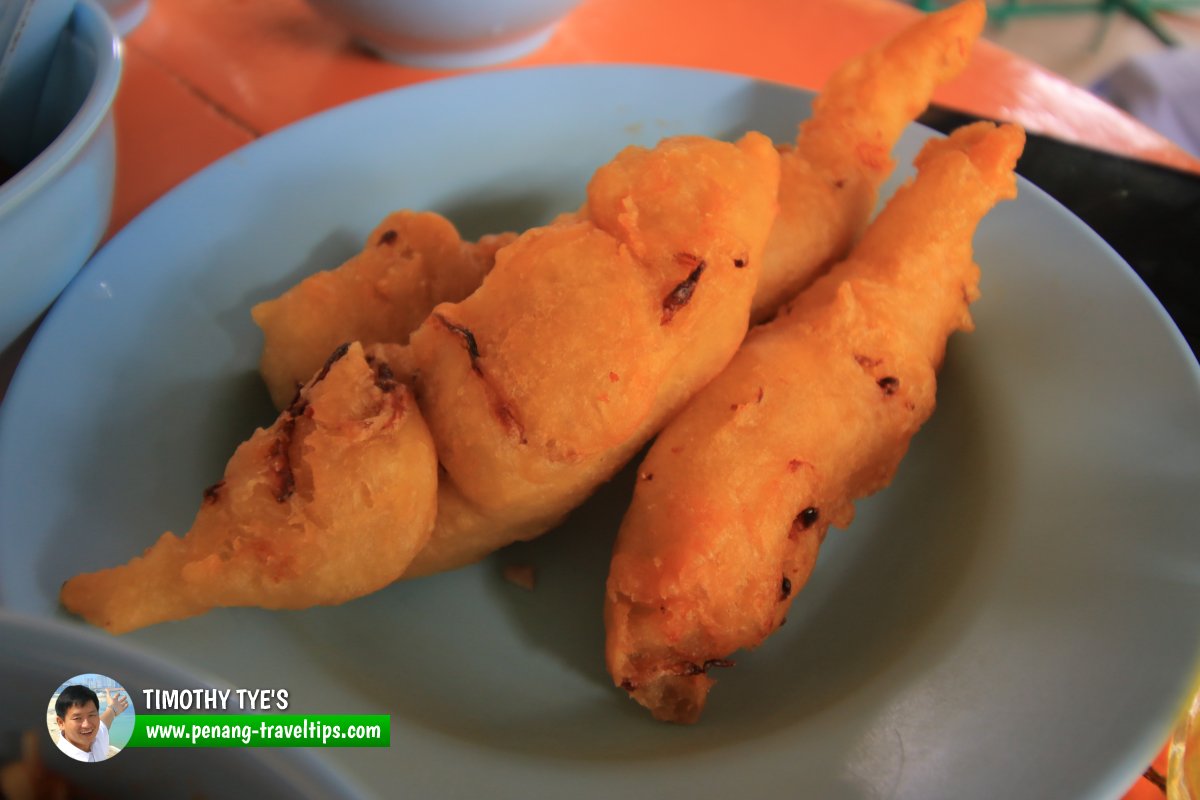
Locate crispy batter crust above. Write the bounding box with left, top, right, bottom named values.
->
left=251, top=3, right=984, bottom=411
left=404, top=133, right=781, bottom=577
left=62, top=1, right=994, bottom=637
left=60, top=342, right=438, bottom=634
left=605, top=122, right=1025, bottom=723
left=752, top=0, right=987, bottom=323
left=252, top=210, right=515, bottom=409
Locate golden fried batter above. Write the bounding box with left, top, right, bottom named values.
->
left=403, top=133, right=780, bottom=577
left=252, top=211, right=515, bottom=409
left=401, top=1, right=985, bottom=579
left=61, top=131, right=779, bottom=631
left=61, top=342, right=437, bottom=634
left=60, top=3, right=990, bottom=635
left=752, top=0, right=985, bottom=322
left=251, top=0, right=982, bottom=408
left=605, top=122, right=1025, bottom=723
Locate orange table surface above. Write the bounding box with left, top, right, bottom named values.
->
left=111, top=0, right=1200, bottom=236
left=105, top=1, right=1184, bottom=796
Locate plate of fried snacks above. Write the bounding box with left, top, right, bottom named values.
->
left=3, top=2, right=1199, bottom=797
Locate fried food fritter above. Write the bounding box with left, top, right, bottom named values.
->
left=400, top=0, right=985, bottom=578
left=60, top=342, right=438, bottom=634
left=60, top=2, right=989, bottom=634
left=605, top=122, right=1025, bottom=723
left=61, top=131, right=779, bottom=631
left=250, top=0, right=983, bottom=407
left=753, top=0, right=985, bottom=322
left=252, top=211, right=515, bottom=409
left=401, top=132, right=781, bottom=577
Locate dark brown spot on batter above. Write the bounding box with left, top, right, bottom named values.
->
left=676, top=659, right=735, bottom=677
left=854, top=354, right=882, bottom=369
left=285, top=390, right=310, bottom=419
left=491, top=401, right=526, bottom=444
left=377, top=229, right=398, bottom=246
left=269, top=416, right=297, bottom=503
left=781, top=576, right=792, bottom=600
left=373, top=361, right=398, bottom=393
left=313, top=342, right=351, bottom=386
left=661, top=262, right=706, bottom=325
left=878, top=376, right=900, bottom=395
left=433, top=314, right=526, bottom=443
left=434, top=313, right=482, bottom=371
left=796, top=506, right=819, bottom=529
left=286, top=383, right=303, bottom=411
left=202, top=480, right=225, bottom=505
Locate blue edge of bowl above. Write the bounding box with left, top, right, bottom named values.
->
left=0, top=0, right=122, bottom=219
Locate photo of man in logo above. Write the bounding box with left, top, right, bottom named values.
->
left=48, top=675, right=132, bottom=762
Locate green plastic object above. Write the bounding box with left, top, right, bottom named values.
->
left=912, top=0, right=1200, bottom=46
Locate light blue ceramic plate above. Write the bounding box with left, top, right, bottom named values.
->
left=2, top=66, right=1200, bottom=799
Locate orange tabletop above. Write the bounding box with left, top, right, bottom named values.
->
left=54, top=0, right=1198, bottom=795
left=110, top=0, right=1200, bottom=237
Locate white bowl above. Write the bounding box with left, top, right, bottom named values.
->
left=0, top=0, right=121, bottom=349
left=304, top=0, right=583, bottom=69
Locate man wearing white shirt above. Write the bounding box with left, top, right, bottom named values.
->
left=54, top=685, right=128, bottom=762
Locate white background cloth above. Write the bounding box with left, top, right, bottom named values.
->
left=1093, top=48, right=1200, bottom=158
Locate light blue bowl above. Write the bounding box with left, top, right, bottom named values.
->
left=0, top=0, right=121, bottom=348
left=304, top=0, right=582, bottom=69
